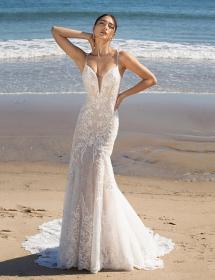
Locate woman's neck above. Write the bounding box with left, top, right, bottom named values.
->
left=91, top=41, right=112, bottom=56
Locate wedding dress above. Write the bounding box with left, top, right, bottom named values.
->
left=21, top=49, right=175, bottom=273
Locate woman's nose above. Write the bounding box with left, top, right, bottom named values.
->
left=103, top=23, right=109, bottom=29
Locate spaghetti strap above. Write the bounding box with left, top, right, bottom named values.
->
left=116, top=49, right=119, bottom=66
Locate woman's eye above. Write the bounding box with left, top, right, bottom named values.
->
left=98, top=21, right=114, bottom=29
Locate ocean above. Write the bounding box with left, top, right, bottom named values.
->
left=0, top=0, right=215, bottom=95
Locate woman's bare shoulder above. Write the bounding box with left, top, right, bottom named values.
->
left=117, top=49, right=136, bottom=69
left=118, top=49, right=135, bottom=60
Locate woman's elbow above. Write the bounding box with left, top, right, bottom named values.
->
left=51, top=26, right=54, bottom=35
left=151, top=73, right=158, bottom=84
left=148, top=75, right=157, bottom=86
left=51, top=26, right=58, bottom=34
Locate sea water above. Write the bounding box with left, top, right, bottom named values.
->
left=0, top=0, right=214, bottom=95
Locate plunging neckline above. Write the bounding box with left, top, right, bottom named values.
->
left=83, top=63, right=120, bottom=93
left=82, top=49, right=121, bottom=93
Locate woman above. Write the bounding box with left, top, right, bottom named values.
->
left=22, top=14, right=175, bottom=274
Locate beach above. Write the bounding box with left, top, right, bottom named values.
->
left=0, top=93, right=215, bottom=279
left=1, top=0, right=215, bottom=278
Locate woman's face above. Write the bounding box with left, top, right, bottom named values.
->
left=93, top=16, right=116, bottom=41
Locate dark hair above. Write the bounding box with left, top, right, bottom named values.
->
left=94, top=14, right=117, bottom=32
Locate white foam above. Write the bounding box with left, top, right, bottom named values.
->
left=1, top=38, right=215, bottom=60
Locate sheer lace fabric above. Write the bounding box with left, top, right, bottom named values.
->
left=21, top=49, right=175, bottom=273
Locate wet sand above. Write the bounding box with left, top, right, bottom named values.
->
left=0, top=93, right=214, bottom=180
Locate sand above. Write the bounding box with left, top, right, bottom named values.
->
left=0, top=93, right=215, bottom=279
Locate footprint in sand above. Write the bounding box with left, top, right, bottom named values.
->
left=0, top=207, right=17, bottom=218
left=0, top=206, right=47, bottom=218
left=0, top=229, right=11, bottom=239
left=16, top=205, right=46, bottom=217
left=158, top=215, right=176, bottom=225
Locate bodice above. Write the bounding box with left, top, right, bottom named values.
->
left=81, top=53, right=121, bottom=113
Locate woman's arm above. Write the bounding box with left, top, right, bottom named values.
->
left=51, top=26, right=94, bottom=71
left=114, top=51, right=157, bottom=110
left=119, top=50, right=157, bottom=98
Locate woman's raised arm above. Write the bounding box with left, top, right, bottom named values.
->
left=51, top=26, right=94, bottom=71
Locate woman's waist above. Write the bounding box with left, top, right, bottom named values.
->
left=80, top=101, right=116, bottom=113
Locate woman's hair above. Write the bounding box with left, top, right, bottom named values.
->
left=94, top=14, right=117, bottom=32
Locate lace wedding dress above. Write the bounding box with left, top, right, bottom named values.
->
left=21, top=49, right=175, bottom=273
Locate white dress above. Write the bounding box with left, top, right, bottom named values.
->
left=21, top=49, right=175, bottom=273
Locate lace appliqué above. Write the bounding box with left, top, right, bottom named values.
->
left=58, top=192, right=93, bottom=270
left=68, top=66, right=120, bottom=166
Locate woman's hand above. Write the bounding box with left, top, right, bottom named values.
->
left=114, top=93, right=126, bottom=111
